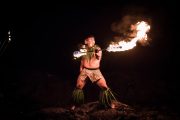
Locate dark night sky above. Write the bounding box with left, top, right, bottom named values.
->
left=0, top=2, right=179, bottom=111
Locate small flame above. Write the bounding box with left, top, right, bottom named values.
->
left=107, top=21, right=150, bottom=52
left=73, top=48, right=87, bottom=59
left=8, top=31, right=11, bottom=42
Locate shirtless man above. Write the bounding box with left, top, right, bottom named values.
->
left=71, top=35, right=117, bottom=110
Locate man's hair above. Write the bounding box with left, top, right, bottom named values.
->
left=85, top=34, right=94, bottom=39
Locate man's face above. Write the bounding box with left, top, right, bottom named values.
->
left=85, top=37, right=95, bottom=47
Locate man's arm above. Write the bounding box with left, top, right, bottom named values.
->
left=80, top=59, right=83, bottom=72
left=95, top=47, right=102, bottom=60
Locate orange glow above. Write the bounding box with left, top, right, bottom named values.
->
left=107, top=21, right=150, bottom=52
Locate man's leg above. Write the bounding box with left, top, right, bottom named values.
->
left=76, top=77, right=86, bottom=89
left=96, top=78, right=108, bottom=89
left=96, top=78, right=117, bottom=108
left=71, top=74, right=87, bottom=110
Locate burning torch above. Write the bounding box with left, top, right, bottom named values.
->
left=73, top=21, right=150, bottom=59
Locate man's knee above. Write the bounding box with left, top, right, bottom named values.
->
left=96, top=79, right=108, bottom=89
left=76, top=84, right=83, bottom=89
left=76, top=79, right=85, bottom=89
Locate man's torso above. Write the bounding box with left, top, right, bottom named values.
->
left=82, top=45, right=101, bottom=68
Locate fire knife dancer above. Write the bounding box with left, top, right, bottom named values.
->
left=71, top=35, right=117, bottom=110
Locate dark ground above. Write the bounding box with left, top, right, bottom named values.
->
left=0, top=1, right=179, bottom=120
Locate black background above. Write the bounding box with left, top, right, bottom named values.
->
left=0, top=1, right=179, bottom=115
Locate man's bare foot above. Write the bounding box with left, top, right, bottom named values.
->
left=71, top=105, right=76, bottom=110
left=111, top=102, right=116, bottom=109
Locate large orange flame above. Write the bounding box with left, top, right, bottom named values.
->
left=107, top=21, right=150, bottom=52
